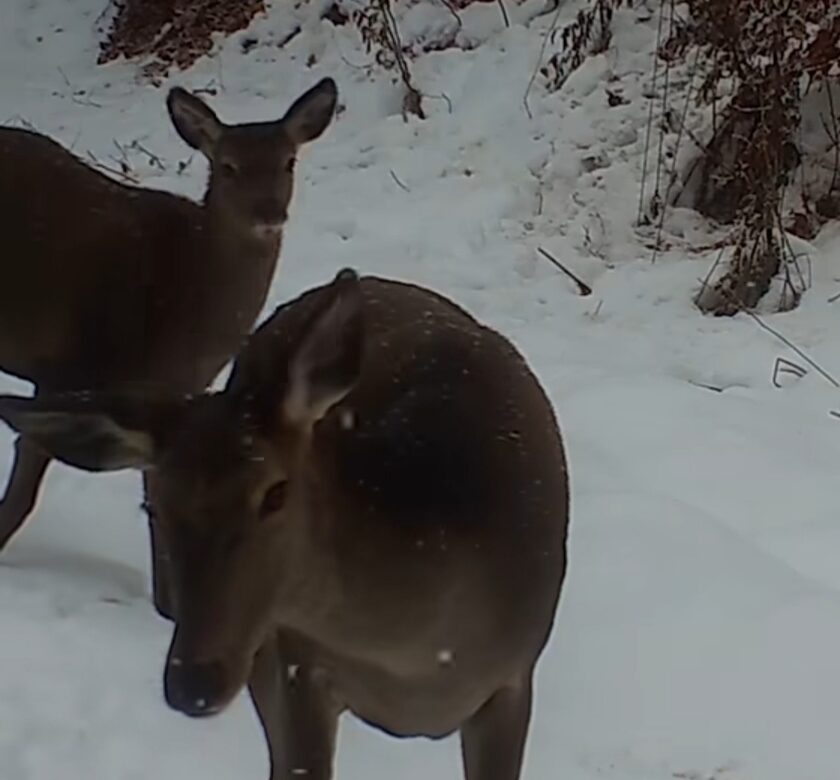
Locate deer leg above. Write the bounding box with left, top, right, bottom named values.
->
left=460, top=673, right=534, bottom=780
left=141, top=472, right=175, bottom=620
left=249, top=637, right=341, bottom=780
left=0, top=436, right=51, bottom=551
left=147, top=511, right=174, bottom=620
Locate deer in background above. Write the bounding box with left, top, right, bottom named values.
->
left=0, top=268, right=569, bottom=780
left=0, top=77, right=338, bottom=619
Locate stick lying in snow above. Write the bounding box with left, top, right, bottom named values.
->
left=537, top=246, right=593, bottom=296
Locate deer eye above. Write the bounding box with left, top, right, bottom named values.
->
left=285, top=157, right=296, bottom=173
left=260, top=481, right=288, bottom=517
left=220, top=161, right=239, bottom=177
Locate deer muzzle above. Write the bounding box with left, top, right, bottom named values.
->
left=163, top=630, right=252, bottom=718
left=164, top=656, right=230, bottom=717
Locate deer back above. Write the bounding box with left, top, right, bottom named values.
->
left=223, top=275, right=569, bottom=655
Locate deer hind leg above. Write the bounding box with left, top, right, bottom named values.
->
left=141, top=471, right=175, bottom=620
left=459, top=672, right=534, bottom=780
left=0, top=435, right=51, bottom=551
left=249, top=636, right=341, bottom=780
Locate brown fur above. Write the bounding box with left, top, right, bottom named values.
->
left=0, top=270, right=569, bottom=780
left=0, top=78, right=338, bottom=566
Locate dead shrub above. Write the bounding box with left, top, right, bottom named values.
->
left=98, top=0, right=266, bottom=81
left=662, top=0, right=840, bottom=315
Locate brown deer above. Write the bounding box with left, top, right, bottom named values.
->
left=0, top=269, right=569, bottom=780
left=0, top=78, right=338, bottom=616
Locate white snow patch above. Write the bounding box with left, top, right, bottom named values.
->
left=2, top=1, right=840, bottom=779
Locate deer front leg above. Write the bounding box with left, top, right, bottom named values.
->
left=0, top=436, right=51, bottom=550
left=141, top=472, right=174, bottom=620
left=249, top=637, right=341, bottom=780
left=459, top=673, right=534, bottom=780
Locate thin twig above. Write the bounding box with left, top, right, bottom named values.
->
left=70, top=94, right=104, bottom=108
left=537, top=246, right=592, bottom=296
left=57, top=66, right=103, bottom=108
left=651, top=43, right=700, bottom=264
left=497, top=0, right=510, bottom=28
left=437, top=0, right=463, bottom=30
left=695, top=244, right=728, bottom=304
left=652, top=0, right=677, bottom=205
left=86, top=150, right=138, bottom=184
left=389, top=169, right=410, bottom=192
left=686, top=379, right=725, bottom=393
left=130, top=140, right=166, bottom=170
left=723, top=288, right=840, bottom=388
left=825, top=79, right=840, bottom=193
left=772, top=356, right=806, bottom=388
left=637, top=0, right=667, bottom=225
left=176, top=154, right=195, bottom=176
left=377, top=0, right=424, bottom=119
left=423, top=92, right=454, bottom=113
left=523, top=0, right=564, bottom=119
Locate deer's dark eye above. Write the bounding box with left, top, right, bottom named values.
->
left=285, top=157, right=296, bottom=173
left=260, top=481, right=288, bottom=517
left=220, top=161, right=239, bottom=177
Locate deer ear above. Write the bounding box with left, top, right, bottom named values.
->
left=282, top=269, right=363, bottom=427
left=0, top=393, right=192, bottom=472
left=167, top=87, right=223, bottom=155
left=280, top=78, right=338, bottom=146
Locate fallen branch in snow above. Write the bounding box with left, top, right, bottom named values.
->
left=772, top=357, right=807, bottom=389
left=686, top=379, right=725, bottom=393
left=537, top=246, right=593, bottom=296
left=748, top=311, right=839, bottom=389
left=714, top=284, right=840, bottom=389
left=389, top=169, right=410, bottom=192
left=496, top=0, right=510, bottom=28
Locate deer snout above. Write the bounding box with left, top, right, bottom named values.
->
left=164, top=657, right=231, bottom=718
left=253, top=198, right=287, bottom=229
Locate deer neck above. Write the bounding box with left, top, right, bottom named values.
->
left=203, top=196, right=284, bottom=265
left=201, top=196, right=282, bottom=330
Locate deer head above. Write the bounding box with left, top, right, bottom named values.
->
left=167, top=78, right=338, bottom=238
left=0, top=269, right=363, bottom=715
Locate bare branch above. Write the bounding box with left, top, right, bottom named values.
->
left=537, top=247, right=593, bottom=296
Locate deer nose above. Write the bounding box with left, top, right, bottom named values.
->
left=164, top=657, right=227, bottom=718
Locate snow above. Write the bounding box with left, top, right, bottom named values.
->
left=2, top=0, right=840, bottom=778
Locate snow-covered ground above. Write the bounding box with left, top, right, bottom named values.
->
left=2, top=1, right=840, bottom=778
